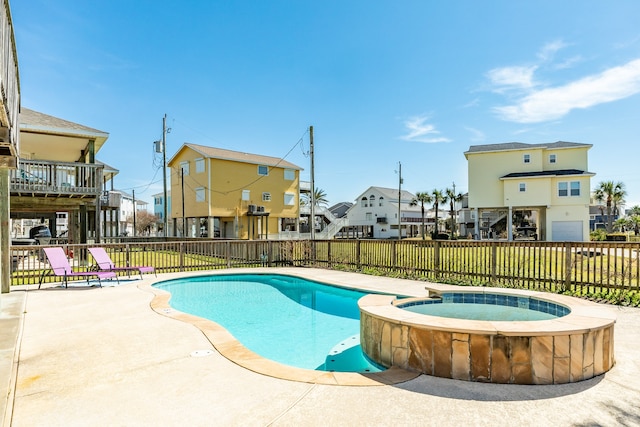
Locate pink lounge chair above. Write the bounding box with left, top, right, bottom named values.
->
left=88, top=247, right=156, bottom=279
left=39, top=247, right=118, bottom=289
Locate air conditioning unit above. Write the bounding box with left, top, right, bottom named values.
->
left=248, top=204, right=256, bottom=213
left=257, top=206, right=265, bottom=212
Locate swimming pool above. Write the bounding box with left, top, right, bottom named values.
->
left=154, top=273, right=384, bottom=373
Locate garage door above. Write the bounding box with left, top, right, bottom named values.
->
left=551, top=221, right=583, bottom=241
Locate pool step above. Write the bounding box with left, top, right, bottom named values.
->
left=323, top=335, right=383, bottom=373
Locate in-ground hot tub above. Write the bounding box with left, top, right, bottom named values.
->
left=359, top=285, right=616, bottom=384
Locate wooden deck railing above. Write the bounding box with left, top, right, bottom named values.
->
left=9, top=159, right=103, bottom=196
left=11, top=239, right=640, bottom=294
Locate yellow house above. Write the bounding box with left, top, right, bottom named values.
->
left=464, top=141, right=594, bottom=241
left=167, top=143, right=302, bottom=239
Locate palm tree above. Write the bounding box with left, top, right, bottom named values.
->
left=594, top=181, right=626, bottom=232
left=444, top=188, right=464, bottom=240
left=615, top=217, right=633, bottom=233
left=305, top=187, right=329, bottom=207
left=410, top=192, right=433, bottom=240
left=430, top=189, right=446, bottom=238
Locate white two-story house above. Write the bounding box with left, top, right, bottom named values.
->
left=346, top=186, right=429, bottom=239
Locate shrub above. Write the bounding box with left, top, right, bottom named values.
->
left=590, top=229, right=607, bottom=241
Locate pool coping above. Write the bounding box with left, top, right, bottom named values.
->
left=142, top=268, right=422, bottom=386
left=358, top=284, right=616, bottom=337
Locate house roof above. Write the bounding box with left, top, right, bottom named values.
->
left=169, top=143, right=303, bottom=170
left=20, top=108, right=108, bottom=138
left=329, top=202, right=353, bottom=218
left=19, top=108, right=110, bottom=162
left=500, top=169, right=595, bottom=179
left=356, top=186, right=417, bottom=202
left=465, top=141, right=592, bottom=156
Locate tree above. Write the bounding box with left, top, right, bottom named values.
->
left=430, top=189, right=446, bottom=237
left=304, top=187, right=329, bottom=207
left=134, top=211, right=159, bottom=236
left=613, top=217, right=630, bottom=233
left=629, top=205, right=640, bottom=217
left=594, top=181, right=626, bottom=232
left=444, top=188, right=464, bottom=240
left=410, top=192, right=433, bottom=240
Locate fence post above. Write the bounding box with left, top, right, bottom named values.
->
left=564, top=242, right=572, bottom=292
left=491, top=242, right=497, bottom=284
left=391, top=240, right=397, bottom=271
left=356, top=239, right=361, bottom=270
left=434, top=240, right=440, bottom=279
left=327, top=240, right=332, bottom=268
left=179, top=242, right=185, bottom=271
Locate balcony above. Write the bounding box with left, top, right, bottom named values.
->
left=9, top=159, right=104, bottom=198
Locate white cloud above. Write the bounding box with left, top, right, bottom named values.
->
left=494, top=58, right=640, bottom=123
left=464, top=126, right=485, bottom=142
left=399, top=115, right=451, bottom=143
left=554, top=55, right=583, bottom=70
left=486, top=65, right=538, bottom=92
left=537, top=40, right=568, bottom=62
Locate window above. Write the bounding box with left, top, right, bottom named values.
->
left=519, top=183, right=526, bottom=192
left=195, top=187, right=205, bottom=202
left=258, top=165, right=269, bottom=176
left=180, top=161, right=189, bottom=175
left=558, top=181, right=580, bottom=197
left=379, top=197, right=384, bottom=206
left=284, top=169, right=295, bottom=180
left=262, top=192, right=271, bottom=202
left=570, top=181, right=580, bottom=196
left=523, top=154, right=530, bottom=164
left=549, top=154, right=556, bottom=164
left=242, top=190, right=250, bottom=201
left=284, top=192, right=295, bottom=206
left=361, top=197, right=367, bottom=207
left=195, top=158, right=205, bottom=173
left=365, top=212, right=373, bottom=221
left=558, top=182, right=568, bottom=197
left=370, top=195, right=375, bottom=206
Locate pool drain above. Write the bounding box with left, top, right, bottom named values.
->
left=190, top=349, right=214, bottom=357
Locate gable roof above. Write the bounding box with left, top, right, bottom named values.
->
left=355, top=186, right=416, bottom=202
left=169, top=143, right=303, bottom=170
left=465, top=141, right=592, bottom=156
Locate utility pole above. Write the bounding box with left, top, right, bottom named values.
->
left=181, top=167, right=185, bottom=237
left=398, top=162, right=402, bottom=240
left=132, top=189, right=137, bottom=237
left=309, top=126, right=315, bottom=241
left=162, top=114, right=168, bottom=237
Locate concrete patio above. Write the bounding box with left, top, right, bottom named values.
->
left=2, top=268, right=639, bottom=426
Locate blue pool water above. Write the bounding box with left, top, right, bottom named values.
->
left=402, top=302, right=557, bottom=321
left=154, top=274, right=384, bottom=373
left=399, top=293, right=568, bottom=321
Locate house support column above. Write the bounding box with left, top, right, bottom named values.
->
left=507, top=205, right=513, bottom=241
left=474, top=208, right=479, bottom=240
left=0, top=170, right=10, bottom=293
left=80, top=205, right=87, bottom=244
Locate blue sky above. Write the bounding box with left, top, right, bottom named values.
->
left=11, top=1, right=640, bottom=208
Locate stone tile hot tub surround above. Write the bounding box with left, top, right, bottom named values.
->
left=359, top=286, right=616, bottom=385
